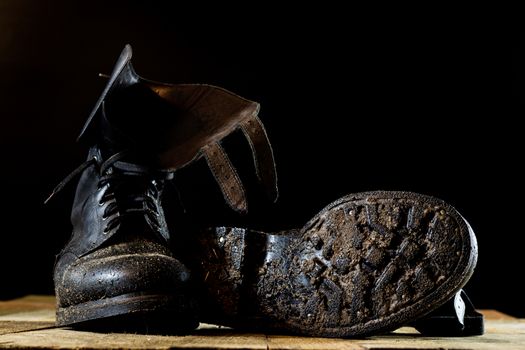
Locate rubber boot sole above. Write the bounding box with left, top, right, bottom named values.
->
left=56, top=292, right=198, bottom=333
left=185, top=191, right=478, bottom=337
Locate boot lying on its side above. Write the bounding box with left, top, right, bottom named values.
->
left=179, top=191, right=480, bottom=337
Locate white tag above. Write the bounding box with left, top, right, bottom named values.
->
left=454, top=291, right=466, bottom=326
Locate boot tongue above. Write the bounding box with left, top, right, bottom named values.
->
left=105, top=163, right=160, bottom=232
left=112, top=174, right=150, bottom=209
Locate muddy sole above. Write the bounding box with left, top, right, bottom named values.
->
left=186, top=191, right=478, bottom=337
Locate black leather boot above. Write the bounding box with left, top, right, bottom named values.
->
left=53, top=147, right=197, bottom=330
left=178, top=191, right=481, bottom=337
left=50, top=45, right=277, bottom=330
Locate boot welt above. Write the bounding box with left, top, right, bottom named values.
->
left=56, top=291, right=197, bottom=332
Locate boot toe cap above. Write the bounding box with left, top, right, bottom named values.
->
left=55, top=243, right=189, bottom=308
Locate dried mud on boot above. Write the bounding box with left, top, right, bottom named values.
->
left=185, top=191, right=477, bottom=337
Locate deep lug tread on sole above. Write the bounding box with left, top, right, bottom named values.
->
left=192, top=191, right=477, bottom=337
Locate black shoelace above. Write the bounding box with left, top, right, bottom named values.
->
left=46, top=150, right=170, bottom=235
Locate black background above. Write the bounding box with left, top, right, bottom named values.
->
left=0, top=2, right=522, bottom=316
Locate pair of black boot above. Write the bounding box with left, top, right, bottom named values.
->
left=51, top=45, right=483, bottom=337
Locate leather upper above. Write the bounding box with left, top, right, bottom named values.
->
left=54, top=44, right=279, bottom=309
left=78, top=44, right=277, bottom=212
left=54, top=146, right=186, bottom=308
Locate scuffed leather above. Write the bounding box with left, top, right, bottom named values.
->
left=203, top=142, right=247, bottom=213
left=78, top=45, right=136, bottom=140
left=56, top=240, right=188, bottom=308
left=78, top=44, right=277, bottom=211
left=67, top=147, right=116, bottom=257
left=150, top=83, right=259, bottom=170
left=54, top=146, right=188, bottom=309
left=63, top=148, right=170, bottom=258
left=240, top=115, right=278, bottom=201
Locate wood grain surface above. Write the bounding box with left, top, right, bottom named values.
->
left=0, top=295, right=523, bottom=349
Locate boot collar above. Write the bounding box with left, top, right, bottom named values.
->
left=78, top=45, right=137, bottom=141
left=72, top=45, right=277, bottom=212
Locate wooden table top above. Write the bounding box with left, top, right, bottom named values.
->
left=0, top=295, right=523, bottom=349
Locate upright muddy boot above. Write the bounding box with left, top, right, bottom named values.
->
left=180, top=191, right=481, bottom=337
left=52, top=146, right=196, bottom=331
left=51, top=45, right=277, bottom=330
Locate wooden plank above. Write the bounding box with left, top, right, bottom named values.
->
left=364, top=320, right=525, bottom=350
left=0, top=295, right=55, bottom=336
left=0, top=295, right=55, bottom=316
left=2, top=324, right=522, bottom=350
left=267, top=335, right=365, bottom=349
left=481, top=309, right=517, bottom=320
left=0, top=328, right=269, bottom=350
left=267, top=323, right=525, bottom=350
left=0, top=321, right=54, bottom=336
left=0, top=296, right=524, bottom=349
